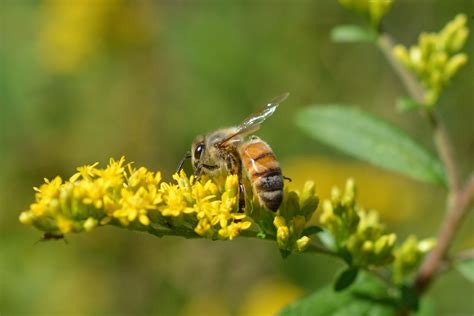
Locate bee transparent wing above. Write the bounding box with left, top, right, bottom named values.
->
left=219, top=92, right=289, bottom=147
left=238, top=92, right=289, bottom=134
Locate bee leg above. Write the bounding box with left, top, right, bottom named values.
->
left=283, top=176, right=292, bottom=182
left=238, top=175, right=246, bottom=213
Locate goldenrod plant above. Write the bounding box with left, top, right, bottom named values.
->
left=19, top=2, right=473, bottom=316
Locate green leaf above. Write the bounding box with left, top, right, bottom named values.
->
left=396, top=97, right=422, bottom=112
left=456, top=259, right=474, bottom=282
left=330, top=25, right=375, bottom=43
left=278, top=273, right=395, bottom=316
left=279, top=273, right=435, bottom=316
left=296, top=105, right=446, bottom=185
left=302, top=226, right=323, bottom=236
left=334, top=267, right=359, bottom=292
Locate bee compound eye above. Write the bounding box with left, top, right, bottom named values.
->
left=194, top=143, right=205, bottom=160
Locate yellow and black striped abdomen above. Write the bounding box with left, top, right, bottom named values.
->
left=240, top=139, right=283, bottom=211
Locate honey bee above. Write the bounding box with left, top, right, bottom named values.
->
left=177, top=93, right=290, bottom=212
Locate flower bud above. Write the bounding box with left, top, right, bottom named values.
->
left=392, top=235, right=436, bottom=284
left=19, top=211, right=33, bottom=225
left=276, top=226, right=290, bottom=249
left=296, top=236, right=311, bottom=252
left=83, top=217, right=98, bottom=231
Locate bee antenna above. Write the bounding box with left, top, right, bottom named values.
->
left=176, top=151, right=192, bottom=173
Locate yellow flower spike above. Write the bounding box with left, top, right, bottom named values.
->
left=20, top=157, right=321, bottom=248
left=393, top=13, right=469, bottom=106
left=319, top=180, right=401, bottom=267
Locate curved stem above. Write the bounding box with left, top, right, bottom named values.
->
left=426, top=110, right=460, bottom=192
left=415, top=174, right=474, bottom=292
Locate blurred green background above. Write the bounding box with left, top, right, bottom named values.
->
left=1, top=1, right=473, bottom=315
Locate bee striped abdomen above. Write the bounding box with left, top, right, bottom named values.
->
left=240, top=139, right=283, bottom=211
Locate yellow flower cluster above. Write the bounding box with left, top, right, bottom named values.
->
left=393, top=14, right=469, bottom=106
left=338, top=0, right=393, bottom=28
left=19, top=157, right=251, bottom=240
left=20, top=157, right=434, bottom=278
left=392, top=235, right=436, bottom=284
left=272, top=182, right=320, bottom=254
left=319, top=179, right=397, bottom=267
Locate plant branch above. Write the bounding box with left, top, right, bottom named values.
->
left=377, top=33, right=474, bottom=294
left=377, top=33, right=460, bottom=191
left=415, top=175, right=474, bottom=292
left=426, top=111, right=460, bottom=192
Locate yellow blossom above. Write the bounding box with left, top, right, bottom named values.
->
left=296, top=236, right=311, bottom=252
left=393, top=235, right=436, bottom=283
left=393, top=14, right=469, bottom=106
left=319, top=179, right=396, bottom=267
left=20, top=157, right=255, bottom=241
left=70, top=162, right=99, bottom=182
